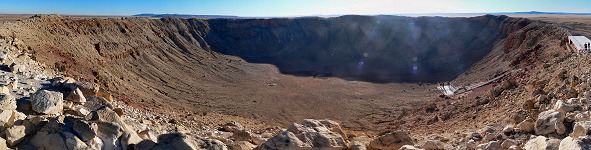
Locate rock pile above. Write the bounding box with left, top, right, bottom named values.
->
left=419, top=98, right=591, bottom=150
left=0, top=36, right=271, bottom=150
left=0, top=37, right=202, bottom=149
left=0, top=76, right=180, bottom=149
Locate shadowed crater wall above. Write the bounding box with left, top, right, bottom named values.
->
left=204, top=15, right=518, bottom=83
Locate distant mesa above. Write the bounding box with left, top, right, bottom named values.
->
left=133, top=13, right=240, bottom=19
left=132, top=12, right=591, bottom=20
left=505, top=11, right=591, bottom=15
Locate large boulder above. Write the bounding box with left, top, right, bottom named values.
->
left=5, top=125, right=26, bottom=146
left=556, top=120, right=567, bottom=135
left=50, top=77, right=76, bottom=87
left=479, top=125, right=501, bottom=142
left=4, top=110, right=26, bottom=127
left=290, top=119, right=348, bottom=148
left=297, top=131, right=347, bottom=148
left=31, top=90, right=63, bottom=114
left=30, top=131, right=68, bottom=150
left=317, top=119, right=348, bottom=141
left=198, top=139, right=228, bottom=150
left=73, top=120, right=96, bottom=142
left=138, top=129, right=157, bottom=141
left=63, top=131, right=89, bottom=150
left=135, top=140, right=157, bottom=150
left=0, top=110, right=15, bottom=126
left=85, top=107, right=141, bottom=149
left=573, top=112, right=591, bottom=122
left=86, top=137, right=104, bottom=150
left=120, top=130, right=144, bottom=150
left=230, top=129, right=265, bottom=145
left=28, top=117, right=94, bottom=149
left=476, top=141, right=501, bottom=150
left=64, top=82, right=100, bottom=96
left=96, top=89, right=114, bottom=102
left=0, top=137, right=6, bottom=149
left=72, top=105, right=91, bottom=116
left=0, top=85, right=10, bottom=95
left=350, top=141, right=367, bottom=150
left=368, top=131, right=414, bottom=150
left=221, top=121, right=244, bottom=133
left=559, top=137, right=590, bottom=150
left=553, top=100, right=574, bottom=113
left=95, top=122, right=123, bottom=150
left=151, top=133, right=198, bottom=150
left=524, top=136, right=560, bottom=150
left=65, top=88, right=86, bottom=103
left=501, top=139, right=518, bottom=149
left=29, top=128, right=88, bottom=150
left=571, top=121, right=591, bottom=138
left=0, top=93, right=16, bottom=111
left=83, top=96, right=113, bottom=111
left=227, top=141, right=256, bottom=150
left=418, top=140, right=444, bottom=150
left=9, top=63, right=25, bottom=74
left=535, top=109, right=566, bottom=135
left=256, top=131, right=306, bottom=150
left=85, top=106, right=123, bottom=125
left=257, top=119, right=348, bottom=150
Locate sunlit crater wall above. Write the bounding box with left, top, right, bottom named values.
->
left=204, top=15, right=523, bottom=83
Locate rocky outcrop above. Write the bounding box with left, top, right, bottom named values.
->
left=516, top=117, right=535, bottom=133
left=148, top=133, right=198, bottom=150
left=368, top=131, right=414, bottom=150
left=524, top=136, right=560, bottom=150
left=0, top=93, right=16, bottom=111
left=30, top=90, right=63, bottom=114
left=256, top=131, right=305, bottom=150
left=572, top=121, right=591, bottom=138
left=559, top=137, right=590, bottom=150
left=256, top=119, right=348, bottom=150
left=64, top=82, right=100, bottom=96
left=535, top=109, right=566, bottom=135
left=0, top=78, right=169, bottom=150
left=65, top=88, right=86, bottom=103
left=0, top=31, right=247, bottom=150
left=477, top=141, right=502, bottom=150
left=5, top=125, right=26, bottom=146
left=418, top=140, right=443, bottom=150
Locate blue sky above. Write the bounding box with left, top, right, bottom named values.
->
left=0, top=0, right=589, bottom=16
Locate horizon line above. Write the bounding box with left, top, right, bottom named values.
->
left=1, top=11, right=591, bottom=18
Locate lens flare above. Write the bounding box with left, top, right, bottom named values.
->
left=357, top=61, right=365, bottom=70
